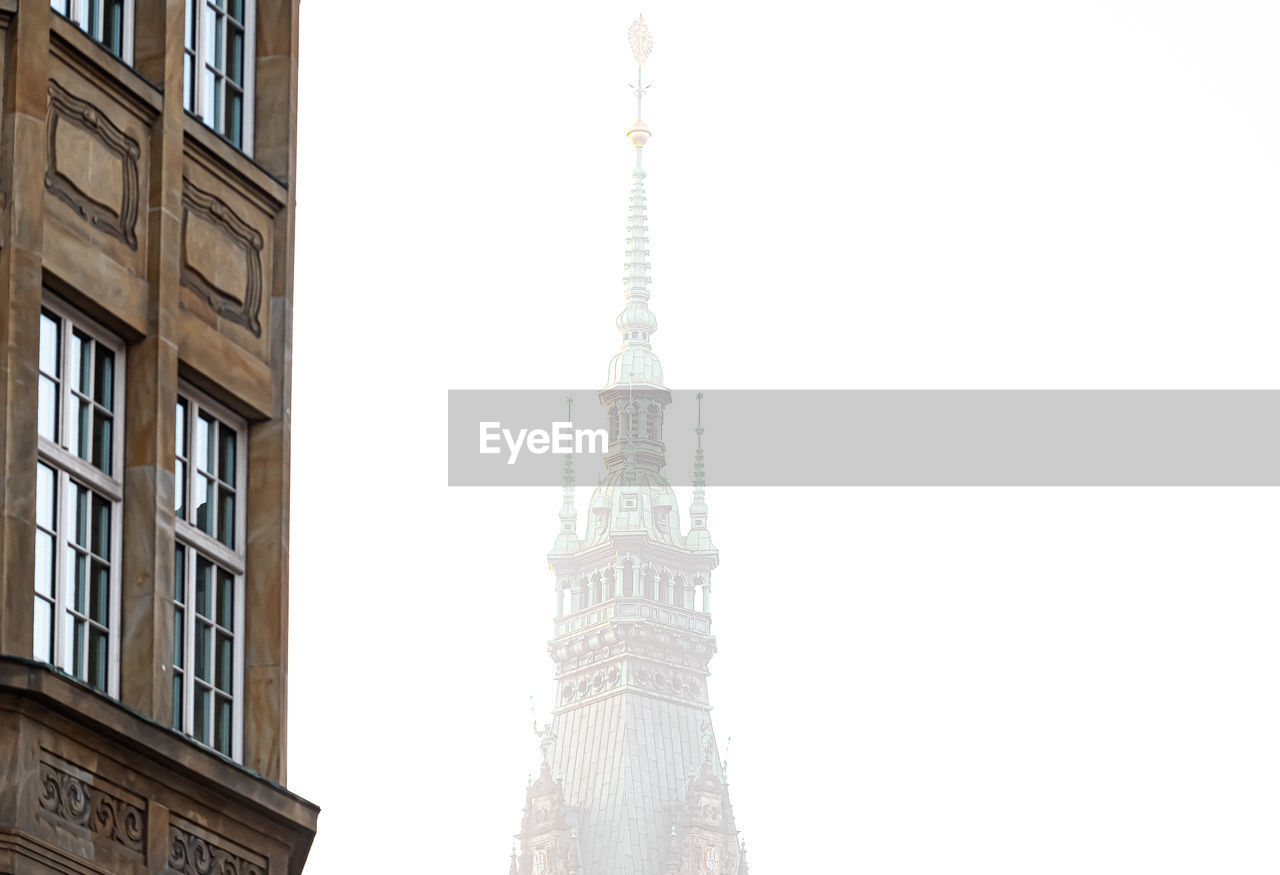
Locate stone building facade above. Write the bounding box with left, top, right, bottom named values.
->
left=0, top=1, right=316, bottom=873
left=508, top=19, right=749, bottom=875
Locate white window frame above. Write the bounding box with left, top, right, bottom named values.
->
left=183, top=0, right=257, bottom=156
left=50, top=0, right=135, bottom=64
left=35, top=294, right=126, bottom=699
left=172, top=383, right=247, bottom=762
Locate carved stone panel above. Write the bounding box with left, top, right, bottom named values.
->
left=36, top=759, right=147, bottom=854
left=44, top=80, right=141, bottom=249
left=181, top=178, right=265, bottom=336
left=168, top=821, right=268, bottom=875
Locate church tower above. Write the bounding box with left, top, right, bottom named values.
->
left=510, top=18, right=748, bottom=875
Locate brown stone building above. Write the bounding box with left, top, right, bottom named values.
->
left=0, top=1, right=316, bottom=873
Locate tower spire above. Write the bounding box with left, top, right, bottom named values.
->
left=551, top=396, right=580, bottom=554
left=609, top=16, right=662, bottom=393
left=687, top=392, right=715, bottom=551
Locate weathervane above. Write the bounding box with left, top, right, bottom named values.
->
left=626, top=15, right=653, bottom=157
left=628, top=15, right=654, bottom=67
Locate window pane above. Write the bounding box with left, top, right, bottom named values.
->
left=102, top=0, right=123, bottom=56
left=35, top=531, right=55, bottom=598
left=34, top=598, right=54, bottom=662
left=228, top=28, right=243, bottom=85
left=89, top=560, right=109, bottom=623
left=69, top=549, right=87, bottom=613
left=226, top=0, right=242, bottom=22
left=195, top=557, right=212, bottom=617
left=201, top=67, right=216, bottom=123
left=184, top=54, right=195, bottom=111
left=176, top=459, right=187, bottom=519
left=39, top=312, right=60, bottom=376
left=185, top=0, right=196, bottom=49
left=202, top=4, right=217, bottom=66
left=215, top=632, right=232, bottom=692
left=195, top=621, right=210, bottom=681
left=90, top=492, right=110, bottom=559
left=70, top=331, right=89, bottom=395
left=71, top=398, right=90, bottom=461
left=214, top=696, right=232, bottom=755
left=50, top=0, right=71, bottom=18
left=36, top=463, right=56, bottom=530
left=196, top=413, right=214, bottom=473
left=173, top=606, right=185, bottom=666
left=38, top=375, right=58, bottom=441
left=172, top=672, right=184, bottom=730
left=88, top=626, right=108, bottom=691
left=217, top=487, right=235, bottom=547
left=195, top=473, right=212, bottom=534
left=174, top=543, right=186, bottom=602
left=194, top=686, right=210, bottom=742
left=72, top=483, right=88, bottom=546
left=92, top=409, right=112, bottom=473
left=212, top=74, right=224, bottom=134
left=227, top=90, right=242, bottom=149
left=218, top=424, right=236, bottom=483
left=212, top=9, right=225, bottom=69
left=176, top=399, right=188, bottom=456
left=93, top=343, right=114, bottom=410
left=176, top=400, right=189, bottom=519
left=216, top=567, right=234, bottom=627
left=66, top=614, right=84, bottom=678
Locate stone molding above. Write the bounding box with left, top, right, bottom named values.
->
left=168, top=822, right=268, bottom=875
left=550, top=619, right=716, bottom=675
left=180, top=177, right=265, bottom=336
left=556, top=655, right=709, bottom=709
left=36, top=759, right=146, bottom=855
left=44, top=79, right=141, bottom=250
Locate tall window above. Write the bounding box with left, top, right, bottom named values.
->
left=184, top=0, right=255, bottom=153
left=172, top=388, right=245, bottom=760
left=50, top=0, right=133, bottom=61
left=35, top=298, right=125, bottom=696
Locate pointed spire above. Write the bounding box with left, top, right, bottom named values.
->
left=608, top=16, right=663, bottom=391
left=551, top=397, right=581, bottom=555
left=509, top=845, right=518, bottom=875
left=693, top=393, right=707, bottom=497
left=686, top=393, right=715, bottom=551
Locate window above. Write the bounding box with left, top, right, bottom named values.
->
left=172, top=388, right=245, bottom=759
left=184, top=0, right=256, bottom=153
left=50, top=0, right=133, bottom=61
left=34, top=298, right=125, bottom=696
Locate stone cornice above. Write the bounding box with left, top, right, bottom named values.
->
left=0, top=658, right=317, bottom=873
left=550, top=615, right=716, bottom=675
left=548, top=535, right=719, bottom=577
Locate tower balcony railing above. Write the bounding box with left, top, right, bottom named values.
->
left=554, top=596, right=711, bottom=639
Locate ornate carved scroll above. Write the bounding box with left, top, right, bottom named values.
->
left=180, top=178, right=264, bottom=336
left=44, top=80, right=141, bottom=249
left=168, top=823, right=268, bottom=875
left=37, top=761, right=146, bottom=854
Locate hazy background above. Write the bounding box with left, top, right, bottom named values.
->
left=289, top=2, right=1280, bottom=871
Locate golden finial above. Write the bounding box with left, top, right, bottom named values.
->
left=628, top=15, right=654, bottom=67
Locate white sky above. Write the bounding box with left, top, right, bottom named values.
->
left=288, top=2, right=1280, bottom=871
